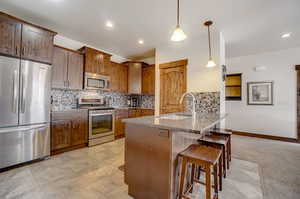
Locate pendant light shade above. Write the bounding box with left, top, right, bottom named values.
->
left=204, top=21, right=216, bottom=67
left=171, top=0, right=186, bottom=42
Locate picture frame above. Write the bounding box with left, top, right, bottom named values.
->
left=247, top=81, right=273, bottom=105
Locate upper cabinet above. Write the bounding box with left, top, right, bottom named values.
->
left=0, top=12, right=56, bottom=64
left=110, top=62, right=128, bottom=93
left=79, top=46, right=112, bottom=75
left=0, top=14, right=21, bottom=57
left=124, top=62, right=144, bottom=94
left=21, top=24, right=55, bottom=64
left=142, top=65, right=155, bottom=95
left=52, top=46, right=83, bottom=90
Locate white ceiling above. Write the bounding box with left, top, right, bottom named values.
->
left=0, top=0, right=299, bottom=59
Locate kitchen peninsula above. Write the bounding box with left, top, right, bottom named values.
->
left=123, top=112, right=227, bottom=199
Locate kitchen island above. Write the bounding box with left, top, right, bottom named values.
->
left=123, top=112, right=227, bottom=199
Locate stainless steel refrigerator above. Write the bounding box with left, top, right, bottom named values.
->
left=0, top=55, right=51, bottom=169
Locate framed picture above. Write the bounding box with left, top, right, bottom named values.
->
left=247, top=81, right=273, bottom=105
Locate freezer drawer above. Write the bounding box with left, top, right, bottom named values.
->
left=0, top=124, right=50, bottom=169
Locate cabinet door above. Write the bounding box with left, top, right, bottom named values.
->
left=51, top=120, right=72, bottom=151
left=142, top=66, right=155, bottom=95
left=119, top=64, right=128, bottom=93
left=71, top=117, right=88, bottom=146
left=21, top=24, right=54, bottom=64
left=68, top=51, right=83, bottom=90
left=0, top=15, right=21, bottom=57
left=84, top=47, right=103, bottom=74
left=103, top=56, right=111, bottom=75
left=110, top=62, right=120, bottom=92
left=141, top=109, right=154, bottom=116
left=52, top=47, right=68, bottom=89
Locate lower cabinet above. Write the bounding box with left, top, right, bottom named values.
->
left=115, top=110, right=129, bottom=139
left=115, top=109, right=154, bottom=139
left=51, top=110, right=88, bottom=154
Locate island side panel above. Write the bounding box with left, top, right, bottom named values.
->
left=125, top=124, right=172, bottom=199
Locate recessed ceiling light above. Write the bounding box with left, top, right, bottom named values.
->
left=106, top=21, right=113, bottom=28
left=138, top=40, right=144, bottom=44
left=281, top=33, right=291, bottom=38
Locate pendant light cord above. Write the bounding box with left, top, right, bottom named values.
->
left=177, top=0, right=180, bottom=27
left=208, top=25, right=212, bottom=59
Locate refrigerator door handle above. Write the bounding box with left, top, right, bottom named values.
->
left=12, top=70, right=18, bottom=113
left=20, top=72, right=26, bottom=113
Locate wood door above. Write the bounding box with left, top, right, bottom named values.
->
left=142, top=65, right=155, bottom=95
left=51, top=120, right=72, bottom=151
left=71, top=115, right=88, bottom=146
left=160, top=60, right=187, bottom=114
left=68, top=51, right=83, bottom=90
left=52, top=46, right=68, bottom=89
left=0, top=15, right=21, bottom=57
left=119, top=64, right=128, bottom=93
left=21, top=24, right=54, bottom=64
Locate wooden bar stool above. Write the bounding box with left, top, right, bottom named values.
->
left=210, top=129, right=232, bottom=162
left=198, top=134, right=230, bottom=178
left=178, top=144, right=222, bottom=199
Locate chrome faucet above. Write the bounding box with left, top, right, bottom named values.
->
left=179, top=92, right=197, bottom=118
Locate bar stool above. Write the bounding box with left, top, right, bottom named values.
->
left=178, top=144, right=222, bottom=199
left=210, top=129, right=232, bottom=162
left=198, top=134, right=229, bottom=178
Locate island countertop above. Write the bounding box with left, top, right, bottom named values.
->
left=123, top=112, right=227, bottom=134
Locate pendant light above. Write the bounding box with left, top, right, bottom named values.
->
left=204, top=21, right=216, bottom=67
left=171, top=0, right=187, bottom=42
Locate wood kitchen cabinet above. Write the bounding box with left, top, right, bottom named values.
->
left=115, top=110, right=129, bottom=139
left=52, top=45, right=83, bottom=90
left=142, top=65, right=155, bottom=95
left=51, top=110, right=88, bottom=155
left=0, top=14, right=21, bottom=57
left=0, top=12, right=56, bottom=63
left=79, top=46, right=112, bottom=75
left=110, top=61, right=128, bottom=93
left=141, top=109, right=155, bottom=116
left=21, top=24, right=55, bottom=64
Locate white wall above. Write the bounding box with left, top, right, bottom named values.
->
left=226, top=47, right=299, bottom=138
left=54, top=35, right=129, bottom=63
left=155, top=32, right=225, bottom=114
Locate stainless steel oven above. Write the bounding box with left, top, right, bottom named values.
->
left=84, top=72, right=110, bottom=90
left=89, top=109, right=115, bottom=146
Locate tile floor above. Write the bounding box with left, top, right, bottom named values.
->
left=0, top=137, right=266, bottom=199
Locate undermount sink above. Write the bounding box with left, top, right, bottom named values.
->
left=157, top=113, right=192, bottom=120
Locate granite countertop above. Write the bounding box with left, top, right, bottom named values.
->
left=51, top=106, right=154, bottom=112
left=123, top=112, right=227, bottom=134
left=113, top=106, right=154, bottom=110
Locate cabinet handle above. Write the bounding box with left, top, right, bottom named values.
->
left=158, top=129, right=169, bottom=138
left=21, top=46, right=25, bottom=56
left=15, top=47, right=18, bottom=55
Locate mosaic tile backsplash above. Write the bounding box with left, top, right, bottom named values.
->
left=51, top=89, right=155, bottom=111
left=184, top=92, right=220, bottom=113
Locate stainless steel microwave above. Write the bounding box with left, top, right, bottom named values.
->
left=84, top=72, right=110, bottom=90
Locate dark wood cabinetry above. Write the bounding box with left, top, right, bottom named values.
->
left=51, top=110, right=88, bottom=155
left=52, top=46, right=83, bottom=90
left=21, top=24, right=54, bottom=64
left=115, top=110, right=129, bottom=139
left=67, top=50, right=84, bottom=90
left=0, top=14, right=21, bottom=57
left=142, top=65, right=155, bottom=95
left=0, top=12, right=56, bottom=63
left=110, top=62, right=128, bottom=93
left=114, top=109, right=154, bottom=139
left=79, top=46, right=112, bottom=75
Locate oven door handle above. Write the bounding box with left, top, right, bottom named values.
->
left=90, top=113, right=114, bottom=117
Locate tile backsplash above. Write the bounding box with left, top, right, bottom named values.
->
left=51, top=89, right=155, bottom=111
left=185, top=92, right=220, bottom=113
